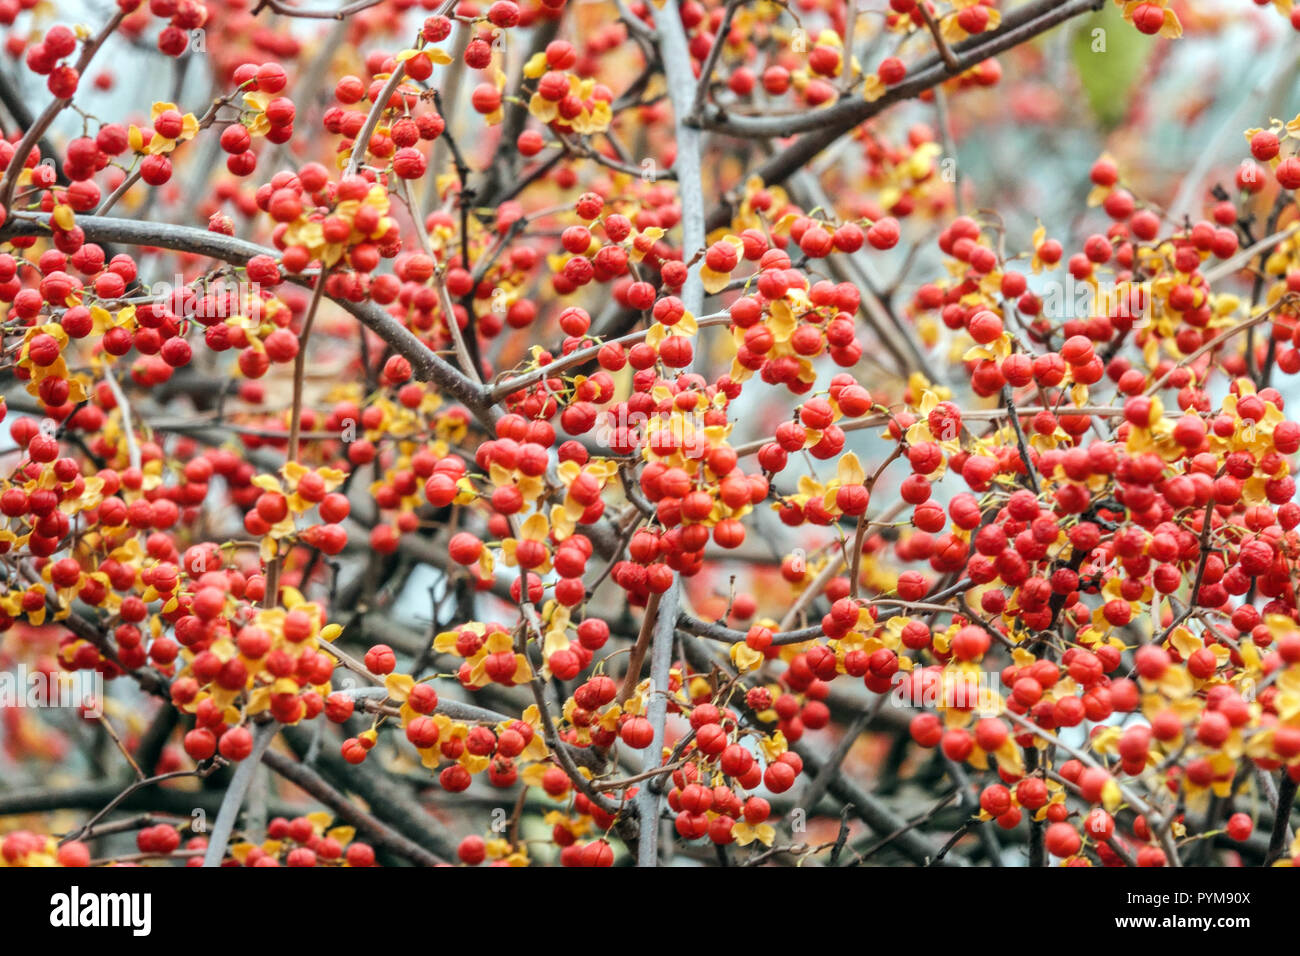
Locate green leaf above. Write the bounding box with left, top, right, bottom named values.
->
left=1071, top=5, right=1154, bottom=129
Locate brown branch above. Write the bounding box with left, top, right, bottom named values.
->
left=919, top=3, right=961, bottom=73
left=259, top=748, right=444, bottom=866
left=1267, top=775, right=1297, bottom=865
left=251, top=0, right=384, bottom=18
left=0, top=212, right=489, bottom=416
left=616, top=591, right=662, bottom=705
left=703, top=0, right=1105, bottom=233
left=0, top=8, right=128, bottom=209
left=688, top=0, right=742, bottom=121
left=1144, top=296, right=1293, bottom=396
left=287, top=272, right=329, bottom=462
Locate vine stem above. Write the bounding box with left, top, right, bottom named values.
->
left=340, top=0, right=457, bottom=179
left=486, top=313, right=728, bottom=400
left=919, top=2, right=961, bottom=72
left=345, top=61, right=408, bottom=178
left=0, top=8, right=128, bottom=209
left=1002, top=710, right=1182, bottom=867
left=0, top=212, right=489, bottom=414
left=201, top=722, right=277, bottom=867
left=97, top=91, right=241, bottom=216
left=635, top=576, right=678, bottom=866
left=287, top=271, right=329, bottom=462
left=258, top=748, right=445, bottom=866
left=630, top=0, right=706, bottom=868
left=1267, top=775, right=1297, bottom=864
left=103, top=371, right=141, bottom=472
left=616, top=591, right=661, bottom=706
left=1144, top=296, right=1292, bottom=396
left=687, top=0, right=741, bottom=121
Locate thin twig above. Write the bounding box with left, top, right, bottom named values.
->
left=201, top=722, right=277, bottom=866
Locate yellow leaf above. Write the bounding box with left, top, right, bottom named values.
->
left=1159, top=7, right=1182, bottom=37
left=1101, top=779, right=1123, bottom=813
left=700, top=264, right=732, bottom=295
left=246, top=686, right=270, bottom=715
left=512, top=654, right=534, bottom=683
left=519, top=511, right=549, bottom=541
left=730, top=641, right=764, bottom=673
left=523, top=51, right=547, bottom=78
left=146, top=135, right=176, bottom=156
left=993, top=737, right=1024, bottom=775
left=551, top=503, right=577, bottom=540
left=460, top=752, right=491, bottom=775
left=1167, top=626, right=1201, bottom=660
left=51, top=204, right=75, bottom=230
left=733, top=821, right=775, bottom=846
left=485, top=630, right=515, bottom=654
left=543, top=629, right=570, bottom=658
left=229, top=842, right=258, bottom=864
left=767, top=300, right=796, bottom=342
left=758, top=731, right=788, bottom=762
left=836, top=452, right=865, bottom=487
left=385, top=673, right=416, bottom=702
left=521, top=762, right=550, bottom=787
left=326, top=826, right=356, bottom=846
left=251, top=474, right=284, bottom=494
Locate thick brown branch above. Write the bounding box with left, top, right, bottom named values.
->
left=0, top=212, right=489, bottom=415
